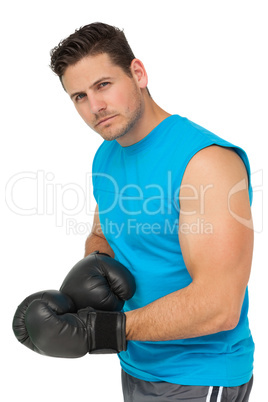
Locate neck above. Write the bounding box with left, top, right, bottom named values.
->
left=116, top=95, right=171, bottom=147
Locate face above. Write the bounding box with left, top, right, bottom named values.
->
left=62, top=53, right=147, bottom=142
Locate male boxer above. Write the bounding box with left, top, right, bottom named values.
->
left=33, top=22, right=255, bottom=401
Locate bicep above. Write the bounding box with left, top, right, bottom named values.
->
left=178, top=146, right=253, bottom=309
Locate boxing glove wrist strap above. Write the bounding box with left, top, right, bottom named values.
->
left=78, top=309, right=127, bottom=354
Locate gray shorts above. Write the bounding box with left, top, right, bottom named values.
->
left=121, top=370, right=253, bottom=402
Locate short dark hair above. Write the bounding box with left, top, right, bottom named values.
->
left=50, top=22, right=136, bottom=79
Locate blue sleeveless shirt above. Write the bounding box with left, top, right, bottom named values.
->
left=92, top=114, right=254, bottom=387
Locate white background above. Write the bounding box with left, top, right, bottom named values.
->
left=1, top=0, right=267, bottom=400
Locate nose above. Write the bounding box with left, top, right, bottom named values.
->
left=87, top=93, right=106, bottom=114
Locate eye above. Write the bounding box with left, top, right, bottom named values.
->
left=75, top=93, right=86, bottom=102
left=98, top=82, right=110, bottom=89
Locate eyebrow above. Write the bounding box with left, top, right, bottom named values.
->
left=70, top=76, right=112, bottom=100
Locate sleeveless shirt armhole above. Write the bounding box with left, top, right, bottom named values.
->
left=178, top=142, right=253, bottom=206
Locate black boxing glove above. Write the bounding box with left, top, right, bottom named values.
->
left=20, top=299, right=126, bottom=357
left=60, top=251, right=136, bottom=311
left=13, top=252, right=135, bottom=356
left=12, top=290, right=76, bottom=354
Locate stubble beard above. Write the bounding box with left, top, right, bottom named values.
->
left=94, top=88, right=144, bottom=142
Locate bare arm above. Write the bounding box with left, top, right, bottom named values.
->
left=125, top=146, right=253, bottom=341
left=84, top=205, right=115, bottom=258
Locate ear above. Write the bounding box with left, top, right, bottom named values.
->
left=130, top=59, right=148, bottom=89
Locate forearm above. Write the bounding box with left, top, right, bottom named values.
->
left=84, top=233, right=115, bottom=258
left=125, top=282, right=237, bottom=342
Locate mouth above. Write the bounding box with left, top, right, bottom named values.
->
left=96, top=115, right=118, bottom=127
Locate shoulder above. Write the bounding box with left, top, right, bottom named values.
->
left=92, top=140, right=117, bottom=171
left=181, top=145, right=249, bottom=188
left=94, top=139, right=112, bottom=159
left=179, top=145, right=251, bottom=226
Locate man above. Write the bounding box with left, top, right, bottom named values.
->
left=50, top=22, right=254, bottom=401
